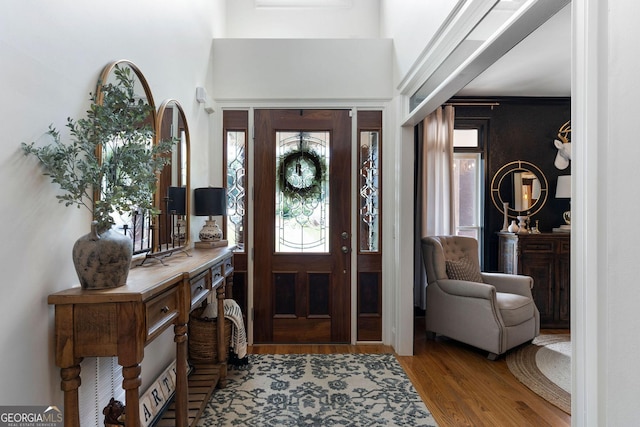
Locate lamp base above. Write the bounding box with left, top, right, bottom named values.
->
left=194, top=239, right=228, bottom=249
left=199, top=219, right=223, bottom=241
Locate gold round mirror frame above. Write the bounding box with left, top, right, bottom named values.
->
left=491, top=160, right=548, bottom=218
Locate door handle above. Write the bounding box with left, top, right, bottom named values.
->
left=341, top=245, right=350, bottom=254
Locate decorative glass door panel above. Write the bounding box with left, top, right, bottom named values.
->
left=275, top=131, right=330, bottom=253
left=359, top=130, right=380, bottom=252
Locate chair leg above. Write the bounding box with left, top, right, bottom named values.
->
left=426, top=331, right=436, bottom=340
left=487, top=352, right=499, bottom=361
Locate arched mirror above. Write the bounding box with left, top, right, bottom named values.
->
left=94, top=60, right=158, bottom=254
left=155, top=99, right=191, bottom=253
left=491, top=160, right=548, bottom=218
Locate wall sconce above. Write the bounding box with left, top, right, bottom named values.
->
left=555, top=175, right=571, bottom=231
left=196, top=87, right=215, bottom=114
left=194, top=187, right=227, bottom=248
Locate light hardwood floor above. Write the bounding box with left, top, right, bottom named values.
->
left=249, top=318, right=571, bottom=427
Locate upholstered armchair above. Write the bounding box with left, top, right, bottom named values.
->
left=421, top=235, right=539, bottom=360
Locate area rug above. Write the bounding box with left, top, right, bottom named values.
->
left=197, top=353, right=438, bottom=426
left=506, top=334, right=571, bottom=414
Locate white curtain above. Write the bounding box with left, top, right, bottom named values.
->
left=414, top=105, right=455, bottom=309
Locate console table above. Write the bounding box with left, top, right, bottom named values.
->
left=48, top=246, right=234, bottom=427
left=497, top=232, right=570, bottom=328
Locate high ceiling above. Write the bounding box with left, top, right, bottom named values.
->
left=456, top=3, right=571, bottom=97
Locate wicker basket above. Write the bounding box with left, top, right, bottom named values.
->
left=188, top=305, right=232, bottom=364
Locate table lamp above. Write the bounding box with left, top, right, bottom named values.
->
left=194, top=187, right=227, bottom=247
left=555, top=175, right=571, bottom=231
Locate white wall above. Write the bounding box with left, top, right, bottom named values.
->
left=574, top=0, right=640, bottom=424
left=379, top=0, right=459, bottom=86
left=224, top=0, right=380, bottom=38
left=211, top=38, right=393, bottom=101
left=0, top=0, right=223, bottom=419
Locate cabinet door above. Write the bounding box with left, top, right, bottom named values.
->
left=557, top=254, right=570, bottom=326
left=520, top=253, right=555, bottom=327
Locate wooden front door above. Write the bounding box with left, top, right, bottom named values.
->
left=254, top=109, right=351, bottom=343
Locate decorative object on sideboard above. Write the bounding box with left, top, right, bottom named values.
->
left=167, top=186, right=187, bottom=245
left=508, top=220, right=519, bottom=233
left=553, top=120, right=572, bottom=170
left=517, top=215, right=529, bottom=234
left=501, top=201, right=510, bottom=231
left=554, top=175, right=571, bottom=232
left=530, top=219, right=541, bottom=234
left=21, top=61, right=174, bottom=289
left=194, top=187, right=228, bottom=248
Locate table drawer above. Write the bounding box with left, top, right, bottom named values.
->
left=212, top=263, right=224, bottom=288
left=190, top=270, right=210, bottom=308
left=223, top=256, right=234, bottom=276
left=145, top=287, right=179, bottom=341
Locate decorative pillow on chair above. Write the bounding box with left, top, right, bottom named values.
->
left=445, top=256, right=483, bottom=282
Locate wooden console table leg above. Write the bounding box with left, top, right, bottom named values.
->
left=174, top=322, right=188, bottom=427
left=54, top=304, right=82, bottom=427
left=60, top=364, right=82, bottom=427
left=216, top=285, right=228, bottom=388
left=121, top=364, right=142, bottom=427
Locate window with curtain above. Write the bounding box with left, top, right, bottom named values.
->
left=453, top=124, right=485, bottom=262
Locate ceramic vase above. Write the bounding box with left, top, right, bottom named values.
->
left=507, top=220, right=519, bottom=233
left=199, top=219, right=223, bottom=241
left=72, top=221, right=133, bottom=289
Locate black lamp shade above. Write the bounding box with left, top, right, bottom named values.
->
left=167, top=186, right=186, bottom=215
left=194, top=187, right=227, bottom=216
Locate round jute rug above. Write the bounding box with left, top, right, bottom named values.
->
left=506, top=334, right=571, bottom=414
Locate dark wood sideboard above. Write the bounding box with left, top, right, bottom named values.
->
left=48, top=246, right=235, bottom=427
left=497, top=232, right=570, bottom=329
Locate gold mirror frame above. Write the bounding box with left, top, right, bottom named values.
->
left=491, top=160, right=548, bottom=218
left=155, top=99, right=191, bottom=254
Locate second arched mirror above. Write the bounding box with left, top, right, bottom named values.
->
left=155, top=99, right=191, bottom=253
left=491, top=160, right=548, bottom=218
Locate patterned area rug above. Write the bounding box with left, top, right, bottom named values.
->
left=198, top=353, right=438, bottom=426
left=506, top=334, right=571, bottom=414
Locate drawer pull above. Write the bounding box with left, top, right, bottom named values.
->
left=161, top=306, right=170, bottom=314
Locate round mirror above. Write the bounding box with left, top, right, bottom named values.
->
left=156, top=99, right=191, bottom=253
left=491, top=160, right=548, bottom=218
left=94, top=60, right=157, bottom=254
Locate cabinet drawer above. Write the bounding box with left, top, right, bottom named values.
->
left=559, top=240, right=570, bottom=254
left=190, top=271, right=210, bottom=308
left=145, top=288, right=179, bottom=341
left=521, top=241, right=555, bottom=253
left=211, top=263, right=224, bottom=288
left=223, top=256, right=234, bottom=276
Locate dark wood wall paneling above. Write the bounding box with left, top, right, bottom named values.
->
left=452, top=97, right=571, bottom=272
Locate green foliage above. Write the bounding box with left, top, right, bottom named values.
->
left=22, top=66, right=176, bottom=233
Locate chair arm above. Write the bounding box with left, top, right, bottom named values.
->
left=481, top=272, right=533, bottom=297
left=437, top=279, right=496, bottom=300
